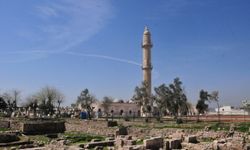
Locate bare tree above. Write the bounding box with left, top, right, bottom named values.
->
left=56, top=94, right=64, bottom=116
left=24, top=95, right=38, bottom=117
left=1, top=89, right=21, bottom=112
left=209, top=91, right=220, bottom=123
left=34, top=86, right=64, bottom=116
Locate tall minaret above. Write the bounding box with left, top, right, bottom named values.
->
left=142, top=26, right=153, bottom=96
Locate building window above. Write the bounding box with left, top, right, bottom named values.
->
left=120, top=110, right=123, bottom=116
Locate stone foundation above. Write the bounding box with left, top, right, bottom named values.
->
left=0, top=133, right=19, bottom=143
left=0, top=121, right=10, bottom=128
left=21, top=121, right=65, bottom=135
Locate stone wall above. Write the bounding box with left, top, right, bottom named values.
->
left=0, top=133, right=19, bottom=143
left=21, top=121, right=65, bottom=135
left=0, top=120, right=10, bottom=128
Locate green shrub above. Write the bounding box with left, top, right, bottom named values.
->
left=176, top=118, right=183, bottom=124
left=237, top=123, right=250, bottom=132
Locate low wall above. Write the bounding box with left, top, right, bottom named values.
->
left=21, top=121, right=65, bottom=135
left=0, top=121, right=10, bottom=128
left=0, top=133, right=19, bottom=143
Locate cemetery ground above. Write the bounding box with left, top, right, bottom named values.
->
left=1, top=116, right=250, bottom=149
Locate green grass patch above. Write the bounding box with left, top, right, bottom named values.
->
left=136, top=139, right=144, bottom=145
left=0, top=127, right=9, bottom=131
left=63, top=132, right=105, bottom=144
left=210, top=123, right=230, bottom=131
left=28, top=135, right=51, bottom=144
left=236, top=123, right=250, bottom=132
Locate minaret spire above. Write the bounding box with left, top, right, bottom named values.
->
left=142, top=26, right=153, bottom=98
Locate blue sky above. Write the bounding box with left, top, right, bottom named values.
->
left=0, top=0, right=250, bottom=107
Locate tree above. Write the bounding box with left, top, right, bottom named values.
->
left=209, top=91, right=220, bottom=122
left=24, top=95, right=38, bottom=117
left=56, top=94, right=64, bottom=116
left=154, top=78, right=188, bottom=119
left=154, top=84, right=171, bottom=118
left=1, top=90, right=21, bottom=113
left=0, top=97, right=7, bottom=111
left=169, top=78, right=188, bottom=118
left=196, top=90, right=209, bottom=122
left=101, top=96, right=114, bottom=120
left=242, top=100, right=250, bottom=118
left=102, top=96, right=113, bottom=116
left=132, top=81, right=153, bottom=119
left=34, top=86, right=64, bottom=116
left=76, top=89, right=96, bottom=120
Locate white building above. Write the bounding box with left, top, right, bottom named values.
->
left=213, top=106, right=247, bottom=115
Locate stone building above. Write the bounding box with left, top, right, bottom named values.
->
left=91, top=102, right=140, bottom=117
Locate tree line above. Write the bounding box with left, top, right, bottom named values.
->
left=0, top=78, right=220, bottom=122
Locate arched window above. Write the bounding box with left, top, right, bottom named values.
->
left=120, top=110, right=123, bottom=116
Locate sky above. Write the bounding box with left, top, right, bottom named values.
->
left=0, top=0, right=250, bottom=107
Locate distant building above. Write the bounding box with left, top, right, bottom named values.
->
left=212, top=106, right=247, bottom=115
left=91, top=101, right=141, bottom=118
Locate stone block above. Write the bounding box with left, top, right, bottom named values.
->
left=0, top=121, right=10, bottom=128
left=21, top=120, right=65, bottom=135
left=164, top=140, right=169, bottom=150
left=86, top=141, right=115, bottom=149
left=119, top=126, right=128, bottom=135
left=107, top=121, right=118, bottom=127
left=0, top=133, right=20, bottom=143
left=133, top=145, right=145, bottom=150
left=184, top=135, right=198, bottom=143
left=124, top=140, right=136, bottom=146
left=245, top=144, right=250, bottom=150
left=115, top=138, right=124, bottom=147
left=122, top=146, right=134, bottom=150
left=143, top=137, right=163, bottom=150
left=125, top=135, right=133, bottom=140
left=169, top=138, right=182, bottom=149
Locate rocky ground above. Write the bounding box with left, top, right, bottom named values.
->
left=1, top=118, right=250, bottom=149
left=64, top=119, right=250, bottom=149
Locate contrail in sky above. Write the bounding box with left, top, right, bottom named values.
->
left=63, top=51, right=141, bottom=66
left=2, top=50, right=141, bottom=66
